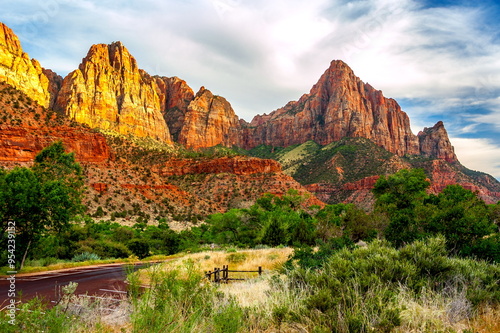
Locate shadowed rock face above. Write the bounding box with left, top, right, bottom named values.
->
left=0, top=23, right=51, bottom=108
left=155, top=76, right=194, bottom=142
left=244, top=60, right=421, bottom=157
left=55, top=42, right=172, bottom=143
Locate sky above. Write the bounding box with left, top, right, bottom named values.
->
left=2, top=0, right=500, bottom=179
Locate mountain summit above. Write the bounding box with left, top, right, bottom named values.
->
left=244, top=60, right=457, bottom=162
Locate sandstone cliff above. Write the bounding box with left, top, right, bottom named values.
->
left=153, top=156, right=281, bottom=176
left=245, top=60, right=421, bottom=156
left=179, top=87, right=242, bottom=149
left=0, top=126, right=111, bottom=164
left=0, top=23, right=51, bottom=107
left=55, top=42, right=172, bottom=143
left=418, top=121, right=458, bottom=163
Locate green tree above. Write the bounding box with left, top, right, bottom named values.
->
left=261, top=217, right=286, bottom=246
left=373, top=169, right=430, bottom=247
left=424, top=185, right=497, bottom=257
left=0, top=142, right=84, bottom=268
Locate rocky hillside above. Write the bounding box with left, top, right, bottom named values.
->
left=249, top=136, right=500, bottom=207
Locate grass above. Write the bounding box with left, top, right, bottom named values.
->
left=470, top=304, right=500, bottom=333
left=135, top=247, right=293, bottom=284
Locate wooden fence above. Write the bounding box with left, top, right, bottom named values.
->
left=205, top=265, right=262, bottom=283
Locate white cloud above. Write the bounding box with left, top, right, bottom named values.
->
left=452, top=137, right=500, bottom=180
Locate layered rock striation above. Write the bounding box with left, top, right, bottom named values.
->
left=0, top=125, right=111, bottom=164
left=153, top=156, right=281, bottom=176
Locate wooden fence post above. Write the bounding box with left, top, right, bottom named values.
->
left=258, top=266, right=262, bottom=276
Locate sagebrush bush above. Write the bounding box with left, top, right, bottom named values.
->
left=72, top=252, right=101, bottom=262
left=286, top=236, right=500, bottom=332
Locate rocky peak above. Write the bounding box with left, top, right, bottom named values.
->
left=179, top=87, right=242, bottom=149
left=0, top=22, right=51, bottom=107
left=42, top=68, right=63, bottom=109
left=245, top=60, right=420, bottom=156
left=55, top=42, right=172, bottom=143
left=0, top=23, right=21, bottom=54
left=418, top=121, right=458, bottom=163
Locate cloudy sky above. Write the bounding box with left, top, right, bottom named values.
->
left=2, top=0, right=500, bottom=179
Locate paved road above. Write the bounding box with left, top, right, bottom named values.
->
left=0, top=263, right=153, bottom=308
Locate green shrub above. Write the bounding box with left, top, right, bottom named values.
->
left=75, top=239, right=131, bottom=259
left=127, top=238, right=150, bottom=259
left=72, top=252, right=101, bottom=262
left=226, top=252, right=247, bottom=263
left=286, top=236, right=500, bottom=332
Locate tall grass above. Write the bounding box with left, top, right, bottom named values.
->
left=129, top=260, right=244, bottom=332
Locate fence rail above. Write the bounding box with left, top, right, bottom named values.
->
left=205, top=265, right=262, bottom=283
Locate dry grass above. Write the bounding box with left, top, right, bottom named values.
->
left=396, top=286, right=472, bottom=333
left=138, top=247, right=293, bottom=284
left=469, top=304, right=500, bottom=333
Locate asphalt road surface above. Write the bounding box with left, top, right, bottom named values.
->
left=0, top=263, right=152, bottom=308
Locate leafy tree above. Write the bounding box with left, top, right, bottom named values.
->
left=288, top=214, right=316, bottom=246
left=424, top=185, right=497, bottom=257
left=0, top=142, right=84, bottom=268
left=261, top=217, right=286, bottom=246
left=373, top=169, right=430, bottom=247
left=315, top=204, right=347, bottom=241
left=342, top=205, right=378, bottom=242
left=206, top=209, right=246, bottom=244
left=33, top=140, right=84, bottom=214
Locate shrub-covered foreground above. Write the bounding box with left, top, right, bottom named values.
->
left=287, top=236, right=499, bottom=332
left=1, top=237, right=499, bottom=332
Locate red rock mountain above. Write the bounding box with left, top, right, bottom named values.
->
left=244, top=60, right=455, bottom=161
left=55, top=42, right=172, bottom=143
left=418, top=121, right=458, bottom=162
left=245, top=60, right=420, bottom=155
left=179, top=87, right=242, bottom=149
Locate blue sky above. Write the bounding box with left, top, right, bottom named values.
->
left=2, top=0, right=500, bottom=179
